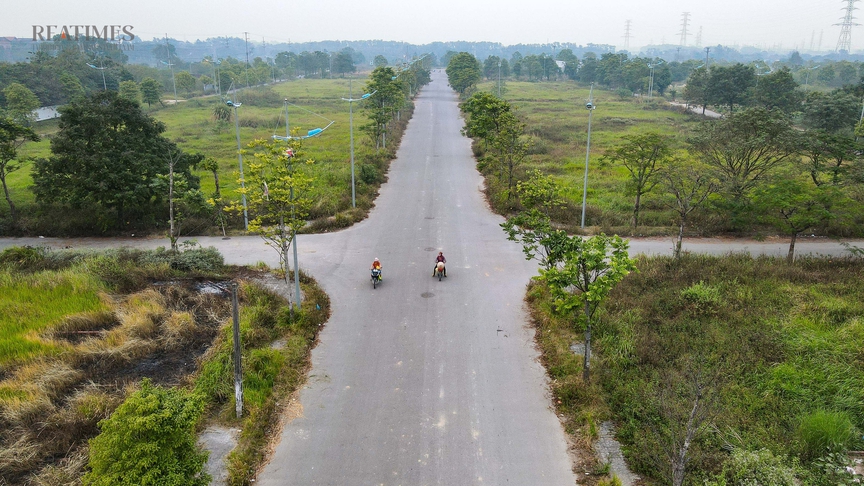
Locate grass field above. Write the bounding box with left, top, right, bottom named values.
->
left=528, top=254, right=864, bottom=484
left=478, top=80, right=705, bottom=232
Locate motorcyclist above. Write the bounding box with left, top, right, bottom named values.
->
left=371, top=258, right=382, bottom=280
left=433, top=251, right=446, bottom=277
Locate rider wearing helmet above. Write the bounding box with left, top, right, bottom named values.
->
left=371, top=258, right=382, bottom=279
left=433, top=251, right=446, bottom=277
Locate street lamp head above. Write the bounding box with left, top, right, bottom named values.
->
left=361, top=93, right=371, bottom=99
left=226, top=101, right=241, bottom=107
left=586, top=102, right=594, bottom=110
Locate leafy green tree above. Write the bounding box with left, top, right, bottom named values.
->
left=800, top=130, right=859, bottom=186
left=199, top=157, right=226, bottom=235
left=683, top=67, right=709, bottom=114
left=605, top=133, right=672, bottom=228
left=175, top=71, right=196, bottom=96
left=461, top=91, right=512, bottom=148
left=706, top=63, right=756, bottom=112
left=2, top=83, right=40, bottom=125
left=239, top=137, right=313, bottom=311
left=817, top=65, right=835, bottom=84
left=83, top=380, right=208, bottom=486
left=577, top=54, right=598, bottom=83
left=502, top=172, right=568, bottom=270
left=752, top=67, right=802, bottom=113
left=557, top=49, right=579, bottom=80
left=33, top=91, right=200, bottom=229
left=373, top=55, right=388, bottom=68
left=333, top=50, right=356, bottom=77
left=659, top=158, right=717, bottom=259
left=542, top=234, right=636, bottom=382
left=118, top=80, right=141, bottom=105
left=491, top=110, right=529, bottom=201
left=653, top=63, right=672, bottom=95
left=140, top=77, right=162, bottom=108
left=0, top=117, right=39, bottom=223
left=687, top=107, right=799, bottom=205
left=802, top=90, right=860, bottom=133
left=753, top=175, right=839, bottom=262
left=446, top=52, right=481, bottom=95
left=362, top=66, right=403, bottom=151
left=59, top=72, right=86, bottom=102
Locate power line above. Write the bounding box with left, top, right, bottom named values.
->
left=835, top=0, right=860, bottom=53
left=678, top=12, right=691, bottom=47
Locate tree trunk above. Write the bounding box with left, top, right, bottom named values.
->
left=1, top=172, right=18, bottom=223
left=787, top=232, right=798, bottom=263
left=671, top=391, right=702, bottom=486
left=632, top=192, right=641, bottom=228
left=583, top=300, right=592, bottom=383
left=674, top=217, right=686, bottom=260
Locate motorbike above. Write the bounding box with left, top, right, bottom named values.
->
left=371, top=268, right=382, bottom=289
left=434, top=262, right=445, bottom=281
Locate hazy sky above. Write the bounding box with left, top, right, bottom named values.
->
left=2, top=0, right=858, bottom=52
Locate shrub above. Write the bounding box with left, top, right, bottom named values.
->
left=797, top=410, right=856, bottom=461
left=680, top=281, right=722, bottom=311
left=83, top=379, right=209, bottom=486
left=705, top=448, right=799, bottom=486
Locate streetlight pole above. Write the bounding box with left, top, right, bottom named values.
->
left=498, top=59, right=502, bottom=97
left=581, top=83, right=596, bottom=229
left=647, top=63, right=655, bottom=99
left=165, top=34, right=177, bottom=103
left=226, top=88, right=248, bottom=229
left=342, top=82, right=375, bottom=208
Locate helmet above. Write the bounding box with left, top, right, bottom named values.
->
left=374, top=258, right=379, bottom=262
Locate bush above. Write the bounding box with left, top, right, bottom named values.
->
left=797, top=410, right=856, bottom=461
left=705, top=448, right=799, bottom=486
left=83, top=379, right=209, bottom=486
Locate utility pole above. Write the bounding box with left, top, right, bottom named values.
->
left=695, top=26, right=703, bottom=47
left=581, top=84, right=596, bottom=229
left=165, top=34, right=177, bottom=103
left=836, top=0, right=861, bottom=53
left=231, top=282, right=243, bottom=419
left=244, top=32, right=250, bottom=87
left=280, top=99, right=302, bottom=310
left=678, top=12, right=691, bottom=47
left=623, top=20, right=632, bottom=50
left=705, top=46, right=711, bottom=69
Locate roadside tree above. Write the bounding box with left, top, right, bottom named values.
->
left=659, top=158, right=717, bottom=260
left=32, top=91, right=201, bottom=230
left=237, top=137, right=313, bottom=312
left=0, top=116, right=39, bottom=223
left=604, top=133, right=672, bottom=228
left=706, top=63, right=756, bottom=112
left=446, top=52, right=481, bottom=95
left=175, top=71, right=197, bottom=96
left=2, top=83, right=40, bottom=125
left=140, top=77, right=163, bottom=108
left=542, top=234, right=636, bottom=383
left=751, top=67, right=802, bottom=113
left=687, top=107, right=799, bottom=221
left=118, top=80, right=141, bottom=105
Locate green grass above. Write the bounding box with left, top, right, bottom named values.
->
left=527, top=255, right=864, bottom=484
left=477, top=80, right=701, bottom=231
left=0, top=268, right=107, bottom=366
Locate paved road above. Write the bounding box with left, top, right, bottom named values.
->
left=3, top=72, right=863, bottom=485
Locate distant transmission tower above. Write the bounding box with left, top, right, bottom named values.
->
left=623, top=20, right=633, bottom=50
left=836, top=0, right=860, bottom=52
left=695, top=26, right=703, bottom=47
left=678, top=12, right=691, bottom=46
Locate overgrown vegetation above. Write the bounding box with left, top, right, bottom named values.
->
left=526, top=254, right=864, bottom=485
left=0, top=245, right=330, bottom=485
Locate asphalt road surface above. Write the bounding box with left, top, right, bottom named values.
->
left=2, top=71, right=863, bottom=485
